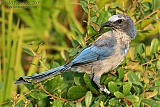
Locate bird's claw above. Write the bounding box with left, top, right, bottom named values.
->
left=103, top=88, right=111, bottom=95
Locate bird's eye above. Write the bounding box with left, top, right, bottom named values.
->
left=117, top=19, right=123, bottom=23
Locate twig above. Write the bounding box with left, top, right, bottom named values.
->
left=23, top=89, right=34, bottom=96
left=141, top=58, right=158, bottom=66
left=0, top=100, right=12, bottom=106
left=122, top=0, right=124, bottom=13
left=39, top=84, right=85, bottom=103
left=29, top=46, right=49, bottom=70
left=84, top=0, right=91, bottom=45
left=87, top=0, right=91, bottom=26
left=74, top=96, right=85, bottom=102
left=135, top=8, right=160, bottom=25
left=140, top=74, right=158, bottom=96
left=39, top=84, right=70, bottom=102
left=86, top=31, right=100, bottom=41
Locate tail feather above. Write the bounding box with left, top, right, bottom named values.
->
left=14, top=64, right=71, bottom=85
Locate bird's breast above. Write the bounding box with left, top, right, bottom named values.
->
left=115, top=33, right=131, bottom=55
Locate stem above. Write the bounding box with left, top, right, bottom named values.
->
left=1, top=5, right=6, bottom=104
left=87, top=0, right=90, bottom=26
left=84, top=0, right=91, bottom=45
left=29, top=46, right=49, bottom=71
left=39, top=84, right=85, bottom=103
left=135, top=8, right=160, bottom=25
left=141, top=58, right=158, bottom=66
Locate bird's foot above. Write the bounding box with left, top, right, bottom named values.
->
left=100, top=87, right=115, bottom=97
left=103, top=88, right=111, bottom=95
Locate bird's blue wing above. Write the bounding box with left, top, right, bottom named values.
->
left=71, top=36, right=117, bottom=64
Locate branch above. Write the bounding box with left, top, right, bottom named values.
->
left=135, top=8, right=160, bottom=25
left=141, top=58, right=158, bottom=66
left=39, top=84, right=85, bottom=103
left=29, top=45, right=49, bottom=70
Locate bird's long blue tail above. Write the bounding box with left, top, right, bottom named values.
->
left=14, top=64, right=71, bottom=85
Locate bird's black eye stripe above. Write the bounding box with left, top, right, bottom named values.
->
left=117, top=19, right=123, bottom=23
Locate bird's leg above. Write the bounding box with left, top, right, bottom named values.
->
left=103, top=85, right=111, bottom=95
left=88, top=74, right=94, bottom=80
left=93, top=75, right=111, bottom=95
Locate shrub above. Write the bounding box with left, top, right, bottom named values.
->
left=0, top=0, right=160, bottom=106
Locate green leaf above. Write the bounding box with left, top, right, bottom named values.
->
left=141, top=2, right=152, bottom=11
left=76, top=35, right=85, bottom=47
left=71, top=38, right=81, bottom=48
left=109, top=98, right=121, bottom=106
left=84, top=73, right=98, bottom=93
left=61, top=50, right=69, bottom=61
left=90, top=0, right=96, bottom=3
left=108, top=81, right=119, bottom=94
left=96, top=11, right=109, bottom=26
left=23, top=47, right=34, bottom=56
left=16, top=100, right=26, bottom=107
left=123, top=82, right=132, bottom=96
left=156, top=59, right=160, bottom=69
left=30, top=90, right=48, bottom=100
left=87, top=25, right=96, bottom=36
left=44, top=75, right=63, bottom=92
left=118, top=67, right=124, bottom=81
left=114, top=91, right=124, bottom=98
left=126, top=95, right=139, bottom=102
left=24, top=83, right=35, bottom=90
left=70, top=24, right=82, bottom=36
left=0, top=81, right=4, bottom=91
left=127, top=72, right=143, bottom=87
left=110, top=2, right=119, bottom=8
left=90, top=22, right=100, bottom=32
left=90, top=16, right=98, bottom=22
left=126, top=95, right=140, bottom=106
left=85, top=91, right=92, bottom=107
left=67, top=102, right=76, bottom=107
left=134, top=43, right=145, bottom=60
left=80, top=0, right=88, bottom=13
left=76, top=102, right=82, bottom=107
left=52, top=100, right=64, bottom=107
left=16, top=100, right=33, bottom=107
left=50, top=57, right=60, bottom=69
left=142, top=99, right=160, bottom=107
left=102, top=76, right=116, bottom=85
left=152, top=0, right=160, bottom=9
left=74, top=72, right=84, bottom=86
left=67, top=86, right=87, bottom=100
left=69, top=48, right=79, bottom=56
left=150, top=38, right=159, bottom=59
left=155, top=80, right=160, bottom=95
left=91, top=101, right=100, bottom=107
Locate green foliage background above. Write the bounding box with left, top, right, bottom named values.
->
left=0, top=0, right=160, bottom=106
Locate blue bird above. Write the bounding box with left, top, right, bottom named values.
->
left=15, top=14, right=136, bottom=94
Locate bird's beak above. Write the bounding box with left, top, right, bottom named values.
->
left=101, top=21, right=112, bottom=27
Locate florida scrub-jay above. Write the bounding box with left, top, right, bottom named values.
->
left=15, top=14, right=137, bottom=94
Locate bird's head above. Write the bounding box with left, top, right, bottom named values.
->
left=101, top=14, right=136, bottom=39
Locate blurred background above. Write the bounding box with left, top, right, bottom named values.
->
left=0, top=0, right=160, bottom=106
